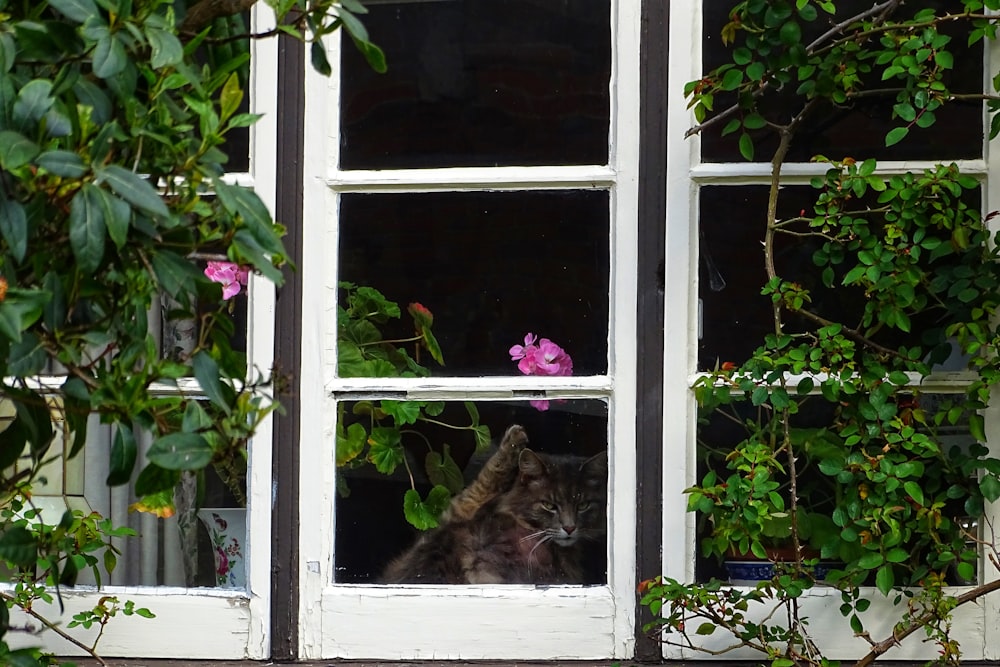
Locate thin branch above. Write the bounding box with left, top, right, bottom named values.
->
left=1, top=592, right=108, bottom=667
left=855, top=578, right=1000, bottom=667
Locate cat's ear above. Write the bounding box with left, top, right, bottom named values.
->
left=580, top=450, right=608, bottom=484
left=518, top=449, right=548, bottom=481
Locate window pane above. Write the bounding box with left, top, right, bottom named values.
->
left=3, top=413, right=245, bottom=589
left=335, top=399, right=609, bottom=584
left=694, top=393, right=979, bottom=585
left=340, top=0, right=611, bottom=169
left=700, top=0, right=983, bottom=163
left=338, top=190, right=610, bottom=376
left=697, top=184, right=981, bottom=370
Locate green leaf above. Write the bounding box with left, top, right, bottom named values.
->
left=93, top=33, right=128, bottom=79
left=147, top=26, right=183, bottom=69
left=8, top=334, right=47, bottom=376
left=0, top=526, right=37, bottom=568
left=349, top=35, right=386, bottom=74
left=93, top=186, right=131, bottom=249
left=403, top=485, right=451, bottom=530
left=147, top=433, right=214, bottom=470
left=231, top=229, right=283, bottom=284
left=336, top=422, right=366, bottom=466
left=151, top=249, right=203, bottom=299
left=738, top=132, right=754, bottom=160
left=69, top=184, right=108, bottom=274
left=107, top=424, right=138, bottom=486
left=903, top=480, right=924, bottom=506
left=721, top=68, right=744, bottom=91
left=885, top=126, right=909, bottom=147
left=875, top=564, right=895, bottom=595
left=134, top=463, right=181, bottom=496
left=219, top=72, right=243, bottom=121
left=779, top=20, right=802, bottom=46
left=49, top=0, right=100, bottom=23
left=968, top=412, right=986, bottom=443
left=367, top=427, right=404, bottom=474
left=0, top=130, right=40, bottom=169
left=0, top=198, right=27, bottom=262
left=193, top=351, right=233, bottom=414
left=695, top=622, right=717, bottom=635
left=380, top=399, right=422, bottom=425
left=979, top=474, right=1000, bottom=503
left=95, top=165, right=170, bottom=219
left=310, top=40, right=332, bottom=76
left=886, top=547, right=909, bottom=563
left=214, top=181, right=284, bottom=255
left=36, top=149, right=87, bottom=178
left=12, top=79, right=54, bottom=127
left=425, top=445, right=465, bottom=493
left=858, top=552, right=885, bottom=569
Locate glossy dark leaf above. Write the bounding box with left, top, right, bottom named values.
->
left=106, top=424, right=138, bottom=486
left=147, top=432, right=214, bottom=470
left=0, top=198, right=27, bottom=262
left=95, top=165, right=170, bottom=219
left=69, top=184, right=107, bottom=274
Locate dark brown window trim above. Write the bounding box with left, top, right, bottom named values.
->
left=634, top=0, right=668, bottom=662
left=271, top=31, right=306, bottom=662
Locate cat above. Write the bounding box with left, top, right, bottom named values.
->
left=379, top=424, right=608, bottom=585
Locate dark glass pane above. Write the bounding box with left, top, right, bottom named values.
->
left=698, top=184, right=982, bottom=369
left=335, top=399, right=609, bottom=584
left=340, top=0, right=611, bottom=169
left=700, top=1, right=983, bottom=162
left=338, top=190, right=609, bottom=376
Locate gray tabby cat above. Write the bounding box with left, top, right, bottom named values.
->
left=380, top=424, right=608, bottom=584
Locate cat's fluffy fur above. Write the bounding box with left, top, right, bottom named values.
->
left=380, top=424, right=608, bottom=584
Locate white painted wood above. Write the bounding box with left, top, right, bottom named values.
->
left=662, top=0, right=702, bottom=603
left=662, top=1, right=1000, bottom=661
left=980, top=26, right=1000, bottom=661
left=298, top=0, right=642, bottom=658
left=668, top=586, right=987, bottom=661
left=6, top=589, right=252, bottom=659
left=321, top=586, right=619, bottom=659
left=327, top=165, right=616, bottom=191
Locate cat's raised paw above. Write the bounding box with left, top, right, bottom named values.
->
left=500, top=424, right=529, bottom=454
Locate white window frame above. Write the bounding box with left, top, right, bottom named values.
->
left=5, top=6, right=278, bottom=659
left=296, top=0, right=641, bottom=659
left=663, top=3, right=1000, bottom=661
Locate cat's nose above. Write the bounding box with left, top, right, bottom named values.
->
left=564, top=525, right=576, bottom=535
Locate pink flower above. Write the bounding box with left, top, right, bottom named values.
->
left=215, top=547, right=229, bottom=576
left=205, top=261, right=250, bottom=300
left=510, top=333, right=573, bottom=411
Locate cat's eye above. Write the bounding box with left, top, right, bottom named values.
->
left=540, top=501, right=557, bottom=512
left=577, top=501, right=592, bottom=511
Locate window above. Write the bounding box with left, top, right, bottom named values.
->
left=664, top=1, right=1000, bottom=661
left=297, top=0, right=641, bottom=658
left=7, top=7, right=279, bottom=659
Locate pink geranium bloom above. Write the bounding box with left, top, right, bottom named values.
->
left=509, top=333, right=574, bottom=411
left=205, top=261, right=250, bottom=300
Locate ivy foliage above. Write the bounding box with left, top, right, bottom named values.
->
left=646, top=2, right=1000, bottom=666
